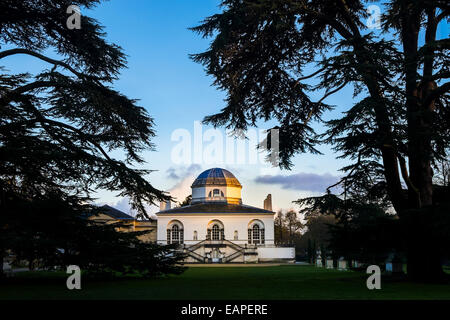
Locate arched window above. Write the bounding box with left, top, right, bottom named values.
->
left=167, top=221, right=183, bottom=244
left=193, top=230, right=198, bottom=241
left=213, top=189, right=220, bottom=197
left=207, top=220, right=224, bottom=241
left=234, top=230, right=238, bottom=240
left=248, top=220, right=265, bottom=245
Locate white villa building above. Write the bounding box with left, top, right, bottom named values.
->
left=156, top=168, right=295, bottom=263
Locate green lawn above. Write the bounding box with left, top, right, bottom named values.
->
left=1, top=265, right=449, bottom=300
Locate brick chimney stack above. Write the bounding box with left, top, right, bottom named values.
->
left=263, top=194, right=272, bottom=211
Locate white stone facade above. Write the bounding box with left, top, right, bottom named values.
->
left=156, top=168, right=295, bottom=263
left=157, top=214, right=274, bottom=246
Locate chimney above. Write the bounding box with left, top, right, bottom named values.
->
left=264, top=194, right=272, bottom=211
left=159, top=200, right=171, bottom=211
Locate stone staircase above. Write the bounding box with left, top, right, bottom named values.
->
left=222, top=248, right=244, bottom=262
left=186, top=250, right=205, bottom=262
left=183, top=239, right=258, bottom=263
left=222, top=240, right=258, bottom=263
left=184, top=240, right=207, bottom=262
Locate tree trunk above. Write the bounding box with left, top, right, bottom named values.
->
left=351, top=38, right=406, bottom=214
left=407, top=243, right=445, bottom=282
left=408, top=7, right=438, bottom=209
left=405, top=207, right=446, bottom=282
left=400, top=4, right=443, bottom=282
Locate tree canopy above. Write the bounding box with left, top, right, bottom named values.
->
left=192, top=0, right=449, bottom=280
left=0, top=0, right=169, bottom=219
left=191, top=0, right=448, bottom=211
left=1, top=189, right=186, bottom=277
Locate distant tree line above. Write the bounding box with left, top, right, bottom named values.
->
left=274, top=209, right=336, bottom=263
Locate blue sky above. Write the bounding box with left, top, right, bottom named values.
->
left=80, top=0, right=354, bottom=215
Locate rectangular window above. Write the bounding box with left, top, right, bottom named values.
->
left=253, top=227, right=260, bottom=245
left=172, top=229, right=179, bottom=243
left=212, top=225, right=220, bottom=240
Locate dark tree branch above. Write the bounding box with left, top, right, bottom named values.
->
left=3, top=80, right=57, bottom=97
left=41, top=118, right=113, bottom=162
left=326, top=152, right=362, bottom=193
left=423, top=7, right=438, bottom=79
left=423, top=82, right=450, bottom=107
left=295, top=65, right=328, bottom=82
left=337, top=0, right=362, bottom=38
left=0, top=48, right=109, bottom=81
left=296, top=4, right=354, bottom=40
left=435, top=10, right=448, bottom=23
left=316, top=83, right=347, bottom=105
left=397, top=153, right=419, bottom=198
left=18, top=99, right=113, bottom=162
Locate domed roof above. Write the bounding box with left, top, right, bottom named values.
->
left=192, top=168, right=242, bottom=188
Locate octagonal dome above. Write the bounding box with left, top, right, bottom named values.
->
left=191, top=168, right=242, bottom=188
left=191, top=168, right=242, bottom=204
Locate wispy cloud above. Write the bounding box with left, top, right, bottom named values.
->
left=255, top=172, right=340, bottom=193
left=167, top=176, right=194, bottom=203
left=166, top=167, right=180, bottom=179
left=165, top=164, right=202, bottom=180
left=164, top=164, right=203, bottom=203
